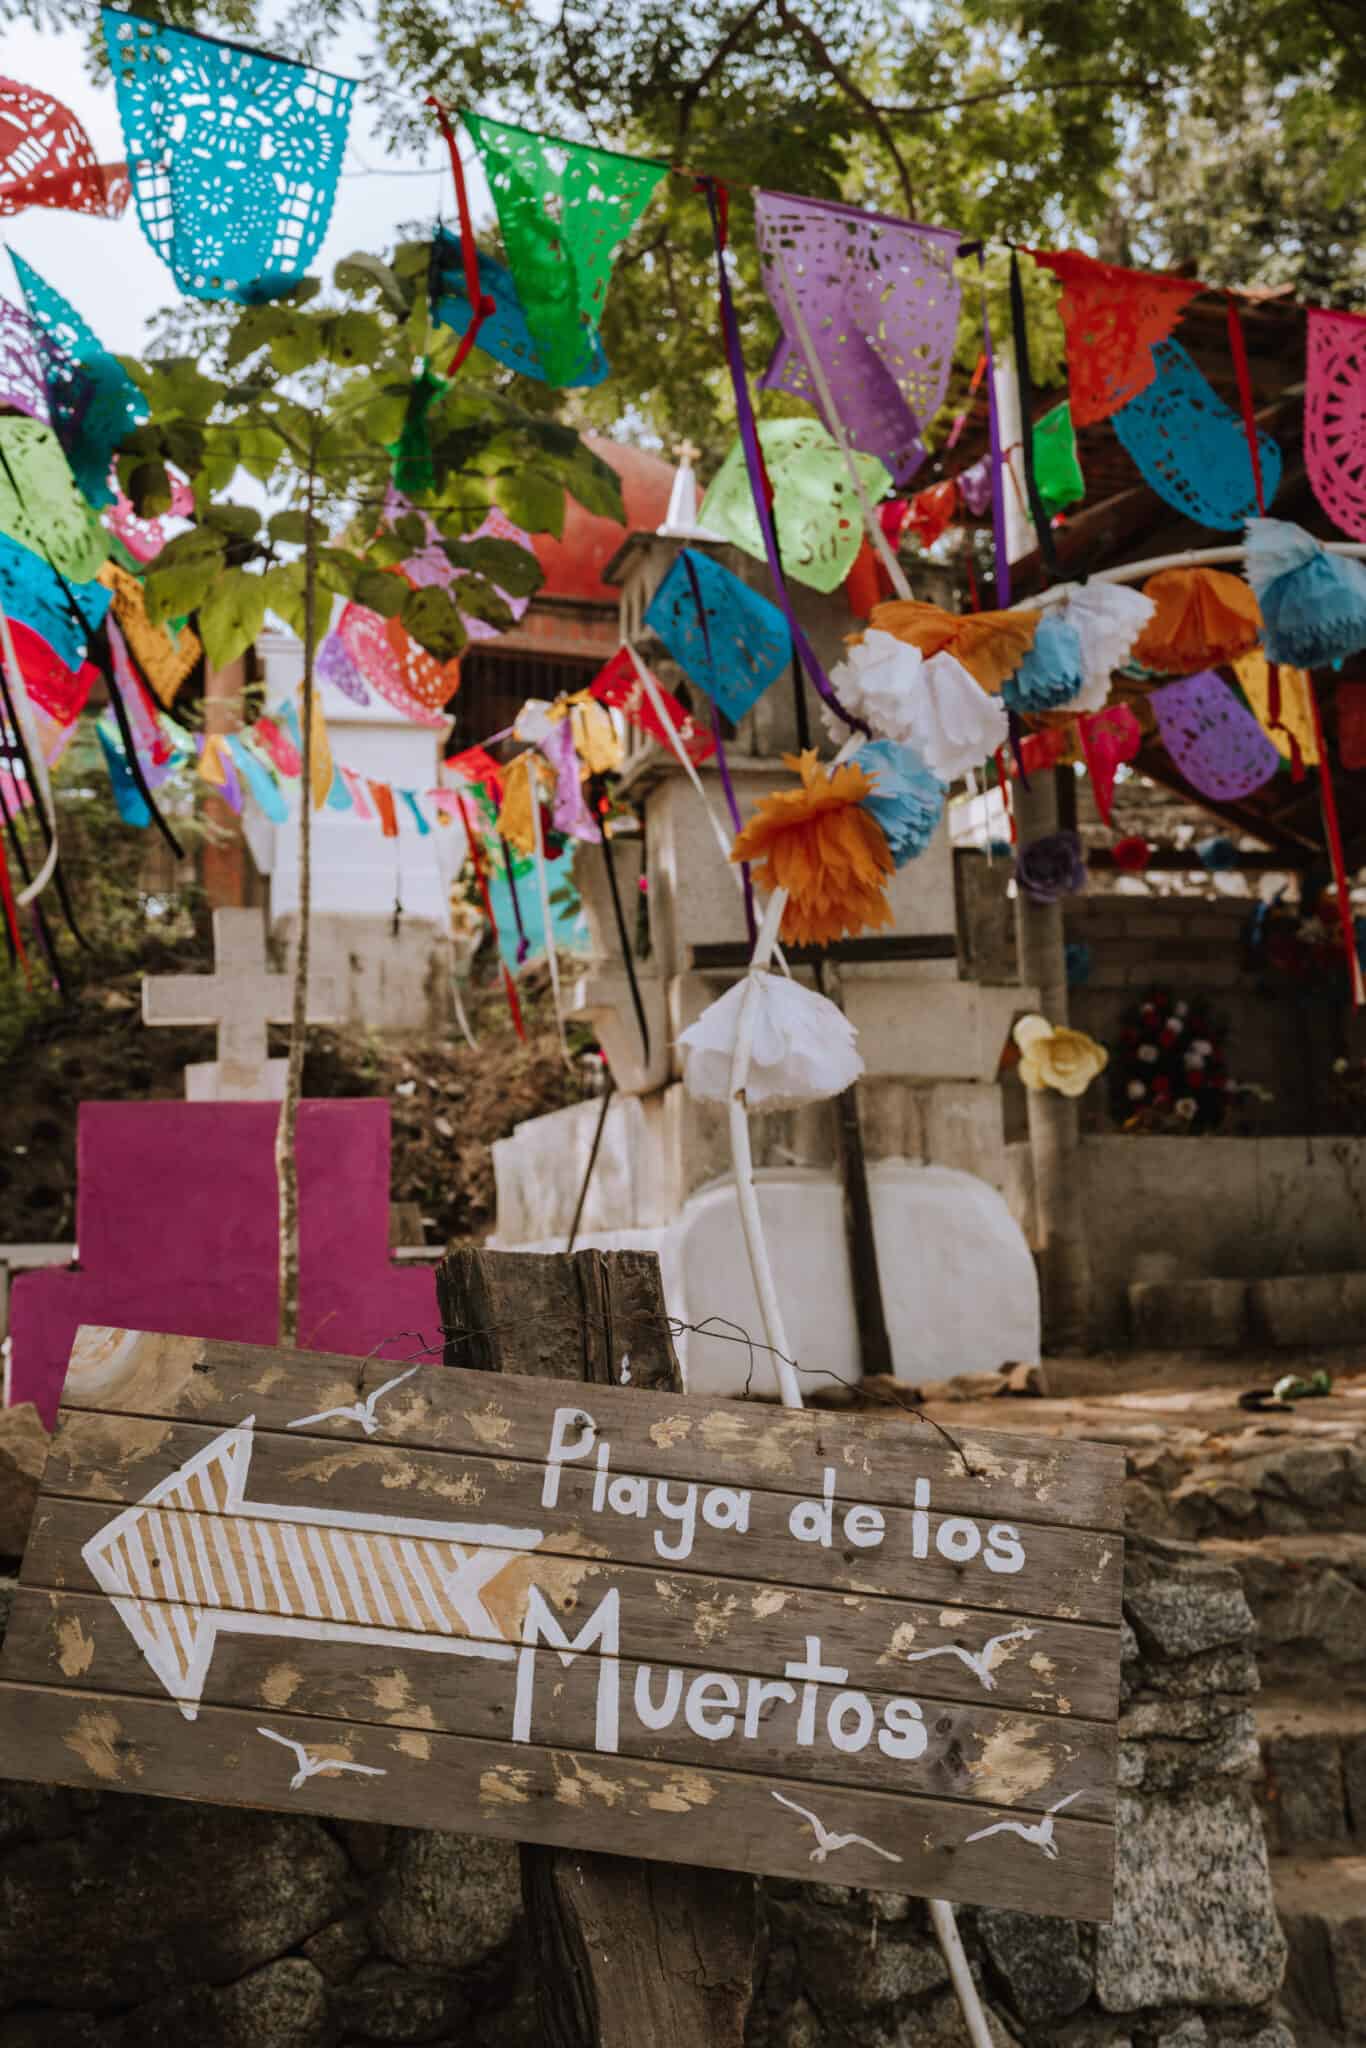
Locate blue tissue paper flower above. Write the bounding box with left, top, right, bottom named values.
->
left=1246, top=519, right=1366, bottom=669
left=1196, top=835, right=1238, bottom=872
left=1001, top=612, right=1084, bottom=714
left=853, top=739, right=945, bottom=866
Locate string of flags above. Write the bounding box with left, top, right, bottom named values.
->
left=1, top=9, right=1366, bottom=1015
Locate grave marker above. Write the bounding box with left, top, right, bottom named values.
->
left=0, top=1318, right=1124, bottom=1920
left=142, top=907, right=343, bottom=1100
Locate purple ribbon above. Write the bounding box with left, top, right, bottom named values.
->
left=979, top=250, right=1011, bottom=611
left=701, top=180, right=867, bottom=738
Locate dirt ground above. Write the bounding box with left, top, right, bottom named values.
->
left=0, top=958, right=589, bottom=1246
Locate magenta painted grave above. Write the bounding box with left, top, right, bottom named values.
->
left=9, top=1099, right=440, bottom=1428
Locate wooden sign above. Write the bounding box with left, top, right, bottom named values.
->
left=0, top=1325, right=1125, bottom=1919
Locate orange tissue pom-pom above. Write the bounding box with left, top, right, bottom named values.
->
left=1132, top=568, right=1262, bottom=674
left=867, top=599, right=1040, bottom=694
left=731, top=750, right=895, bottom=948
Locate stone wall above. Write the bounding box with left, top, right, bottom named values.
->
left=0, top=1409, right=1294, bottom=2048
left=955, top=853, right=1360, bottom=1140
left=1014, top=1133, right=1366, bottom=1348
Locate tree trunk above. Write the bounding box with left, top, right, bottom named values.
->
left=274, top=465, right=319, bottom=1346
left=436, top=1247, right=756, bottom=2048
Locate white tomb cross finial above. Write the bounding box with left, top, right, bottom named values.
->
left=142, top=907, right=343, bottom=1102
left=657, top=438, right=724, bottom=542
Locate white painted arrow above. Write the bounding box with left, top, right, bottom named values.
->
left=81, top=1418, right=545, bottom=1721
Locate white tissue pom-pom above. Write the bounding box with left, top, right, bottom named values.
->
left=911, top=651, right=1009, bottom=779
left=677, top=974, right=863, bottom=1111
left=823, top=629, right=927, bottom=744
left=1059, top=583, right=1157, bottom=710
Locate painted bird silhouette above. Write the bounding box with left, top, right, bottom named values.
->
left=257, top=1726, right=389, bottom=1791
left=770, top=1790, right=902, bottom=1866
left=963, top=1789, right=1083, bottom=1859
left=286, top=1365, right=421, bottom=1437
left=902, top=1624, right=1037, bottom=1692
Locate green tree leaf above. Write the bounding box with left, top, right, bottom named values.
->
left=334, top=251, right=410, bottom=315
left=447, top=536, right=545, bottom=596
left=354, top=567, right=409, bottom=618
left=493, top=468, right=565, bottom=538
left=202, top=503, right=262, bottom=541
left=400, top=582, right=468, bottom=660
left=143, top=530, right=226, bottom=625
left=198, top=567, right=268, bottom=669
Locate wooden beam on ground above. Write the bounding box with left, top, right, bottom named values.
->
left=436, top=1247, right=757, bottom=2048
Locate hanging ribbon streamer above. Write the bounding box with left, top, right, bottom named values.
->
left=0, top=823, right=29, bottom=982
left=526, top=755, right=569, bottom=1065
left=1226, top=298, right=1295, bottom=764
left=979, top=252, right=1011, bottom=610
left=1306, top=674, right=1364, bottom=1008
left=93, top=627, right=185, bottom=859
left=426, top=99, right=498, bottom=374
left=597, top=808, right=652, bottom=1067
left=0, top=608, right=59, bottom=904
left=699, top=177, right=865, bottom=736
left=1009, top=250, right=1063, bottom=583
left=454, top=789, right=524, bottom=1041
left=502, top=834, right=531, bottom=965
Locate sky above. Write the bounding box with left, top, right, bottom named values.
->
left=2, top=17, right=467, bottom=354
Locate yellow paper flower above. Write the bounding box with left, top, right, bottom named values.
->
left=1013, top=1014, right=1108, bottom=1097
left=731, top=749, right=894, bottom=948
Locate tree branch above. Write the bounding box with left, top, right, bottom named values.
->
left=675, top=0, right=770, bottom=153
left=771, top=0, right=916, bottom=214
left=880, top=71, right=1165, bottom=118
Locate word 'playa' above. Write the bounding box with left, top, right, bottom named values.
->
left=0, top=1326, right=1125, bottom=1922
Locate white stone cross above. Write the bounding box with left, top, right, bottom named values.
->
left=142, top=908, right=343, bottom=1102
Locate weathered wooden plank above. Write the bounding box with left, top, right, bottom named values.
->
left=2, top=1587, right=1117, bottom=1821
left=0, top=1682, right=1115, bottom=1920
left=21, top=1496, right=1120, bottom=1721
left=38, top=1410, right=1124, bottom=1625
left=442, top=1243, right=758, bottom=2048
left=57, top=1325, right=1125, bottom=1533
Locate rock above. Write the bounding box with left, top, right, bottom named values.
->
left=1238, top=2024, right=1297, bottom=2048
left=1126, top=1574, right=1254, bottom=1662
left=1144, top=1648, right=1261, bottom=1699
left=0, top=2016, right=108, bottom=2047
left=767, top=1895, right=947, bottom=2015
left=1263, top=1730, right=1348, bottom=1851
left=978, top=1906, right=1092, bottom=2025
left=300, top=1914, right=371, bottom=1984
left=334, top=1960, right=468, bottom=2041
left=1343, top=1733, right=1366, bottom=1835
left=878, top=1984, right=1017, bottom=2045
left=0, top=1806, right=350, bottom=2008
left=209, top=1960, right=331, bottom=2047
left=1153, top=2019, right=1206, bottom=2046
left=1280, top=1569, right=1366, bottom=1666
left=0, top=1402, right=46, bottom=1558
left=1095, top=1791, right=1286, bottom=2012
left=371, top=1832, right=520, bottom=1972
